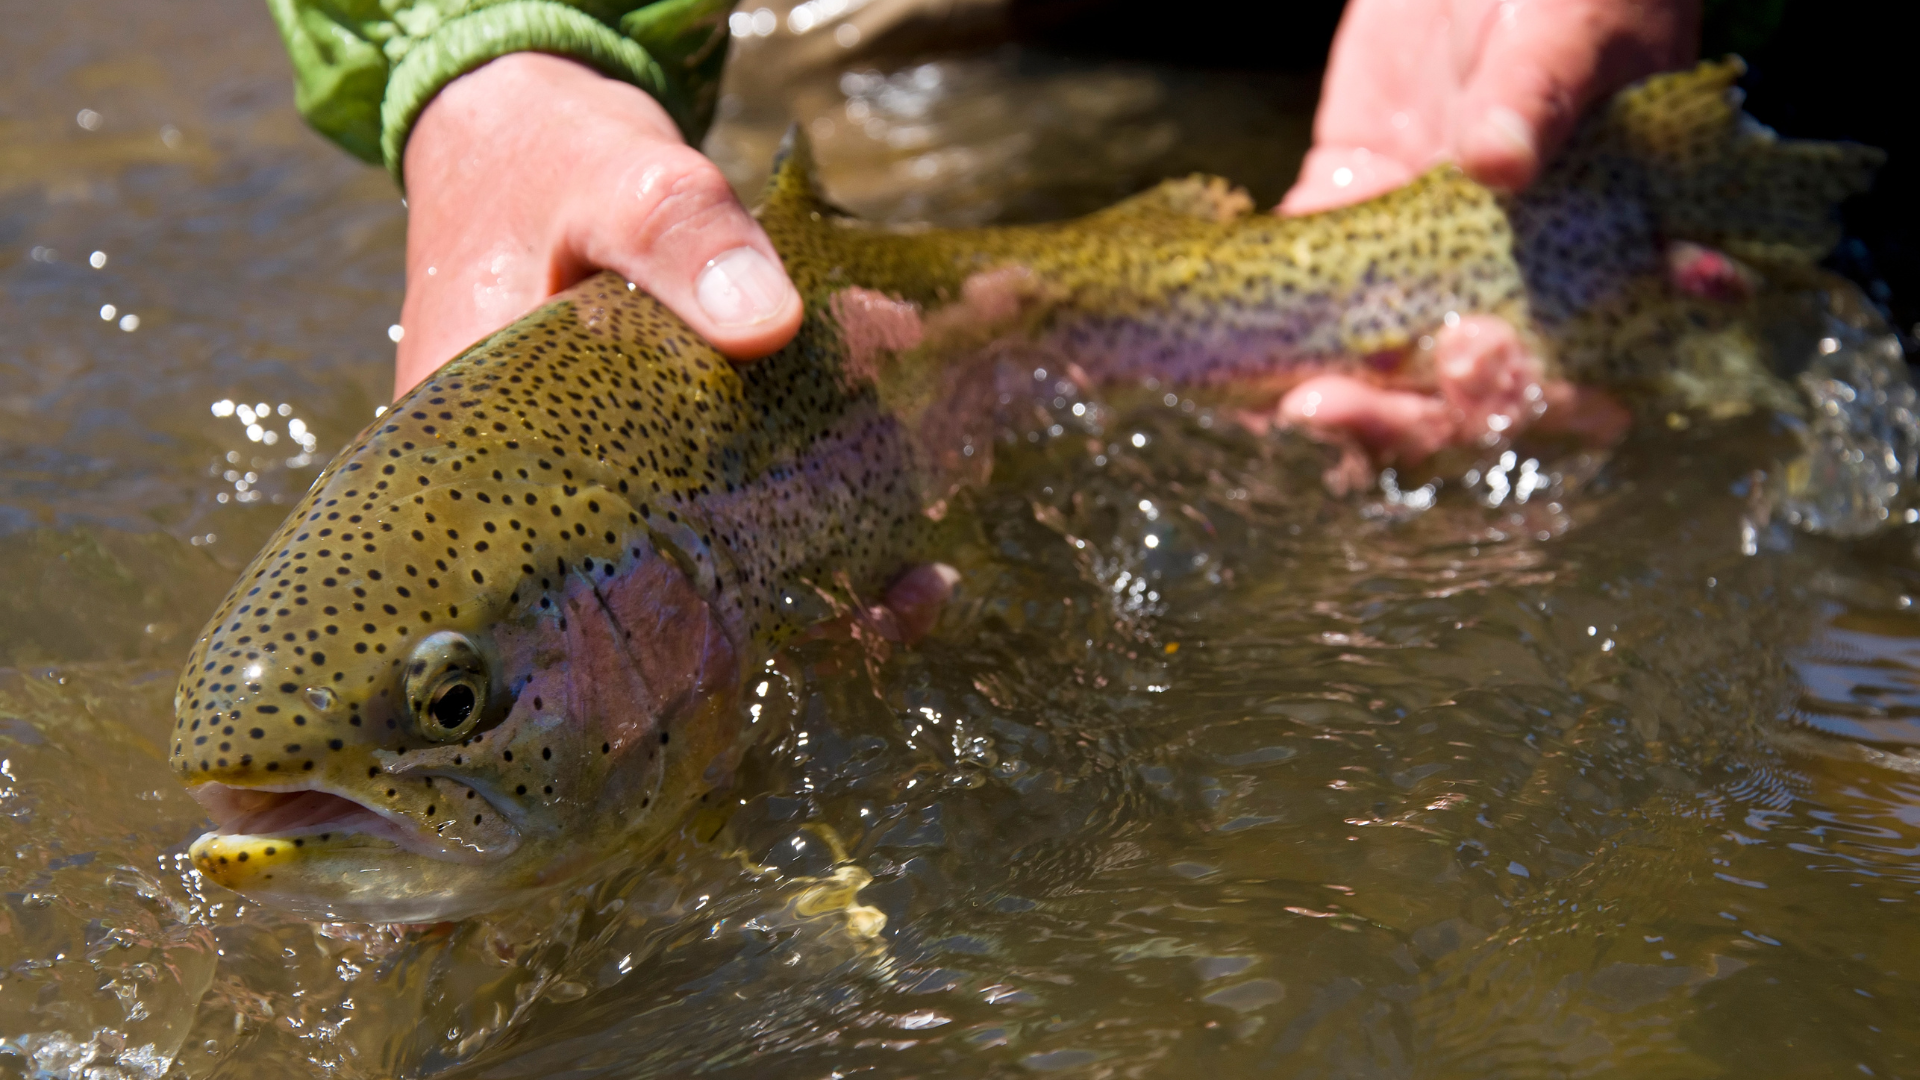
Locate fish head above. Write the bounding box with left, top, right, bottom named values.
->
left=173, top=382, right=743, bottom=922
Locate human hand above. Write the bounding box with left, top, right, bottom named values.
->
left=394, top=52, right=802, bottom=397
left=1279, top=0, right=1701, bottom=215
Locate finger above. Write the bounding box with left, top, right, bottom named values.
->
left=810, top=563, right=959, bottom=647
left=1432, top=313, right=1548, bottom=440
left=1280, top=0, right=1456, bottom=213
left=1452, top=0, right=1701, bottom=191
left=1279, top=146, right=1420, bottom=215
left=1311, top=0, right=1456, bottom=156
left=1533, top=381, right=1632, bottom=446
left=1278, top=374, right=1456, bottom=462
left=879, top=563, right=960, bottom=645
left=578, top=146, right=804, bottom=362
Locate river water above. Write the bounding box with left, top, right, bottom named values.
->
left=4, top=1, right=1920, bottom=1077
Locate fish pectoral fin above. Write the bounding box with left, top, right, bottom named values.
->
left=790, top=864, right=887, bottom=941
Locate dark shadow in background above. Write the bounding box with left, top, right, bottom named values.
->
left=1736, top=0, right=1913, bottom=343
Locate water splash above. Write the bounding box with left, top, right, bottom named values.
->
left=0, top=1030, right=173, bottom=1080
left=1771, top=292, right=1919, bottom=537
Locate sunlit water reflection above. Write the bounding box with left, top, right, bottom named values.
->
left=4, top=1, right=1920, bottom=1078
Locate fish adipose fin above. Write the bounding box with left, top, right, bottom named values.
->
left=1583, top=57, right=1883, bottom=265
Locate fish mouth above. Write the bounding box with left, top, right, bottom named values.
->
left=190, top=783, right=498, bottom=862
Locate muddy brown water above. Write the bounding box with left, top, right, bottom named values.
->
left=4, top=1, right=1920, bottom=1077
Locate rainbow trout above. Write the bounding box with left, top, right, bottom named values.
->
left=173, top=61, right=1878, bottom=921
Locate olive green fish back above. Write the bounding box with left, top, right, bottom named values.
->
left=754, top=60, right=1878, bottom=395
left=756, top=129, right=1530, bottom=379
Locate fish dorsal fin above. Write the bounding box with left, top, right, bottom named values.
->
left=1090, top=174, right=1267, bottom=228
left=757, top=124, right=845, bottom=225
left=1131, top=175, right=1256, bottom=224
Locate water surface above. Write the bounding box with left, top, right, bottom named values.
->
left=3, top=2, right=1919, bottom=1077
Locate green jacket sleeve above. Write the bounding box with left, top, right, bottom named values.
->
left=265, top=0, right=735, bottom=185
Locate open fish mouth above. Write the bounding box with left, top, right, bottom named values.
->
left=189, top=783, right=504, bottom=862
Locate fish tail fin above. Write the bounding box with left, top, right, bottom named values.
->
left=1588, top=58, right=1883, bottom=264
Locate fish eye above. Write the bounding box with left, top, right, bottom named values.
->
left=403, top=631, right=488, bottom=742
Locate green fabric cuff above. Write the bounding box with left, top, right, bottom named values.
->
left=621, top=0, right=735, bottom=144
left=380, top=0, right=670, bottom=184
left=266, top=0, right=391, bottom=166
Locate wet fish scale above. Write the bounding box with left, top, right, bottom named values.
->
left=171, top=62, right=1881, bottom=921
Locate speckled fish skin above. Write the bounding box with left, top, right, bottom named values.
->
left=172, top=61, right=1878, bottom=922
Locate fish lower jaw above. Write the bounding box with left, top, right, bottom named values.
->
left=186, top=823, right=539, bottom=923
left=188, top=782, right=511, bottom=864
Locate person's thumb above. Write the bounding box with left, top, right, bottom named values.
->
left=1279, top=146, right=1419, bottom=216
left=577, top=144, right=803, bottom=361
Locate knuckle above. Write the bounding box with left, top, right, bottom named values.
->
left=623, top=153, right=745, bottom=250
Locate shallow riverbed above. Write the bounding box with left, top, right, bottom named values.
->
left=4, top=2, right=1920, bottom=1077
